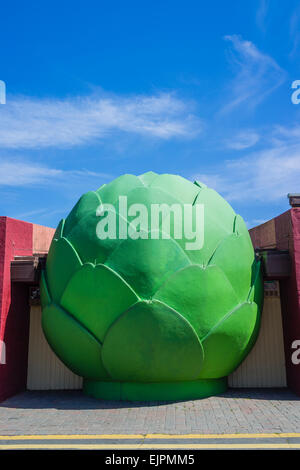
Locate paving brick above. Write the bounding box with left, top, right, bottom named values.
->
left=0, top=388, right=299, bottom=435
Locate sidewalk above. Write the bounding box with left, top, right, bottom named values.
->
left=0, top=388, right=299, bottom=437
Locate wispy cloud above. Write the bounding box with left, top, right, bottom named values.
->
left=256, top=0, right=269, bottom=32
left=194, top=124, right=300, bottom=203
left=289, top=6, right=300, bottom=58
left=224, top=130, right=260, bottom=150
left=14, top=207, right=70, bottom=221
left=220, top=35, right=286, bottom=114
left=0, top=160, right=111, bottom=187
left=0, top=92, right=203, bottom=149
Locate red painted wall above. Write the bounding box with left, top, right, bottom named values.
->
left=278, top=209, right=300, bottom=395
left=250, top=209, right=300, bottom=396
left=0, top=217, right=33, bottom=402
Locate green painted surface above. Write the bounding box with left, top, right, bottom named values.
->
left=60, top=263, right=139, bottom=342
left=45, top=237, right=82, bottom=303
left=102, top=300, right=204, bottom=382
left=53, top=218, right=65, bottom=241
left=84, top=377, right=227, bottom=401
left=209, top=233, right=255, bottom=302
left=42, top=303, right=109, bottom=380
left=41, top=172, right=263, bottom=401
left=97, top=174, right=144, bottom=205
left=154, top=264, right=239, bottom=340
left=137, top=170, right=158, bottom=187
left=150, top=173, right=200, bottom=204
left=106, top=235, right=191, bottom=298
left=199, top=302, right=259, bottom=378
left=40, top=270, right=51, bottom=310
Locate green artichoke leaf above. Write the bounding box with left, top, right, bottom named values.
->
left=105, top=231, right=191, bottom=298
left=67, top=205, right=131, bottom=264
left=53, top=218, right=65, bottom=241
left=154, top=264, right=239, bottom=340
left=194, top=188, right=235, bottom=234
left=62, top=191, right=109, bottom=263
left=46, top=237, right=82, bottom=303
left=66, top=210, right=103, bottom=263
left=234, top=214, right=251, bottom=238
left=167, top=202, right=229, bottom=266
left=42, top=303, right=110, bottom=380
left=102, top=300, right=204, bottom=382
left=124, top=185, right=184, bottom=243
left=64, top=191, right=101, bottom=236
left=138, top=171, right=158, bottom=186
left=193, top=180, right=207, bottom=189
left=125, top=185, right=182, bottom=210
left=60, top=263, right=139, bottom=342
left=40, top=269, right=51, bottom=309
left=97, top=174, right=144, bottom=205
left=198, top=301, right=260, bottom=378
left=125, top=187, right=207, bottom=264
left=150, top=173, right=200, bottom=204
left=248, top=260, right=264, bottom=307
left=209, top=232, right=255, bottom=302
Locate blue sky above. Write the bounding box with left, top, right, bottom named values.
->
left=0, top=0, right=300, bottom=228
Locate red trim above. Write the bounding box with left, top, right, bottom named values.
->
left=0, top=217, right=33, bottom=402
left=274, top=209, right=300, bottom=396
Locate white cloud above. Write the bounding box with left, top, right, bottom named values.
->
left=289, top=6, right=300, bottom=58
left=225, top=130, right=260, bottom=150
left=220, top=35, right=285, bottom=114
left=194, top=125, right=300, bottom=203
left=0, top=160, right=111, bottom=187
left=195, top=173, right=227, bottom=193
left=14, top=207, right=70, bottom=221
left=256, top=0, right=269, bottom=32
left=273, top=124, right=300, bottom=140
left=0, top=92, right=203, bottom=149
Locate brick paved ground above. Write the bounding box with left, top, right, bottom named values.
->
left=0, top=388, right=299, bottom=435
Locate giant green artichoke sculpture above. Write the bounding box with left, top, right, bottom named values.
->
left=40, top=172, right=263, bottom=401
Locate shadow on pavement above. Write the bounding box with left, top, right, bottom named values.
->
left=0, top=387, right=299, bottom=410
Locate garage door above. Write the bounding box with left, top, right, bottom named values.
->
left=27, top=306, right=82, bottom=390
left=228, top=282, right=287, bottom=387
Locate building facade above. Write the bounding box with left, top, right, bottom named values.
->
left=0, top=206, right=300, bottom=401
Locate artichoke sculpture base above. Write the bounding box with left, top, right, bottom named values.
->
left=83, top=378, right=227, bottom=402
